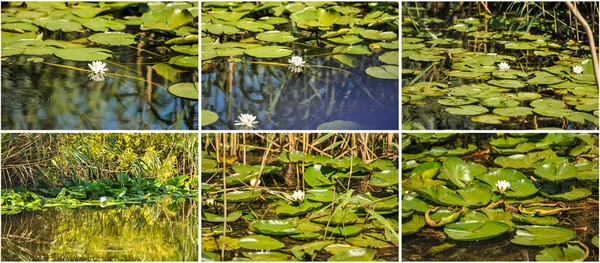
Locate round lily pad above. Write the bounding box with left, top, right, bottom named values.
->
left=444, top=221, right=510, bottom=241
left=327, top=248, right=376, bottom=261
left=365, top=65, right=399, bottom=79
left=437, top=97, right=478, bottom=106
left=378, top=51, right=399, bottom=65
left=445, top=105, right=489, bottom=115
left=238, top=235, right=285, bottom=250
left=168, top=82, right=198, bottom=100
left=471, top=114, right=509, bottom=124
left=536, top=244, right=587, bottom=261
left=54, top=47, right=112, bottom=61
left=530, top=99, right=566, bottom=108
left=202, top=110, right=219, bottom=126
left=249, top=220, right=301, bottom=236
left=255, top=30, right=298, bottom=43
left=511, top=226, right=576, bottom=246
left=244, top=46, right=293, bottom=58
left=493, top=107, right=533, bottom=117
left=481, top=97, right=520, bottom=108
left=488, top=79, right=526, bottom=88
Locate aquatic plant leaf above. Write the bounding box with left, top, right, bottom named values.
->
left=276, top=201, right=321, bottom=217
left=81, top=18, right=126, bottom=32
left=360, top=29, right=397, bottom=40
left=369, top=169, right=399, bottom=188
left=312, top=210, right=358, bottom=225
left=217, top=191, right=261, bottom=202
left=169, top=55, right=198, bottom=68
left=201, top=110, right=219, bottom=126
left=202, top=210, right=243, bottom=223
left=476, top=169, right=539, bottom=198
left=38, top=19, right=82, bottom=32
left=541, top=185, right=591, bottom=201
left=481, top=97, right=519, bottom=108
left=1, top=22, right=39, bottom=32
left=54, top=47, right=112, bottom=61
left=512, top=214, right=558, bottom=226
left=290, top=231, right=321, bottom=241
left=1, top=46, right=24, bottom=57
left=259, top=16, right=289, bottom=25
left=290, top=241, right=332, bottom=260
left=417, top=183, right=492, bottom=207
left=493, top=107, right=533, bottom=117
left=304, top=165, right=334, bottom=187
left=593, top=236, right=599, bottom=247
left=235, top=21, right=274, bottom=32
left=203, top=23, right=240, bottom=35
left=530, top=98, right=566, bottom=109
left=327, top=248, right=376, bottom=261
left=445, top=105, right=488, bottom=115
left=437, top=97, right=478, bottom=106
left=428, top=208, right=464, bottom=226
left=511, top=226, right=576, bottom=246
left=532, top=108, right=574, bottom=118
left=327, top=225, right=363, bottom=237
left=534, top=159, right=578, bottom=182
left=168, top=82, right=198, bottom=100
left=305, top=187, right=337, bottom=203
left=328, top=34, right=362, bottom=45
left=439, top=157, right=473, bottom=188
left=238, top=235, right=285, bottom=250
left=171, top=44, right=198, bottom=55
left=243, top=46, right=293, bottom=58
left=536, top=244, right=586, bottom=261
left=71, top=6, right=110, bottom=19
left=317, top=120, right=364, bottom=130
left=212, top=12, right=249, bottom=22
left=153, top=63, right=183, bottom=82
left=249, top=220, right=301, bottom=236
left=494, top=153, right=543, bottom=169
left=255, top=30, right=298, bottom=43
left=444, top=221, right=510, bottom=241
left=471, top=114, right=509, bottom=124
left=316, top=8, right=341, bottom=26
left=333, top=54, right=358, bottom=68
left=365, top=65, right=398, bottom=79
left=488, top=79, right=526, bottom=89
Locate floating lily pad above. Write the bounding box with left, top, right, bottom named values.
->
left=534, top=159, right=578, bottom=182
left=493, top=107, right=533, bottom=117
left=437, top=97, right=478, bottom=106
left=328, top=34, right=363, bottom=45
left=444, top=221, right=510, bottom=241
left=276, top=201, right=321, bottom=217
left=244, top=46, right=293, bottom=58
left=365, top=65, right=399, bottom=79
left=202, top=110, right=219, bottom=126
left=327, top=248, right=376, bottom=261
left=217, top=190, right=261, bottom=202
left=202, top=211, right=243, bottom=223
left=536, top=244, right=587, bottom=261
left=511, top=226, right=576, bottom=246
left=312, top=210, right=358, bottom=225
left=243, top=251, right=296, bottom=261
left=471, top=114, right=509, bottom=124
left=249, top=220, right=301, bottom=236
left=317, top=120, right=364, bottom=130
left=256, top=31, right=298, bottom=43
left=488, top=79, right=526, bottom=88
left=305, top=187, right=337, bottom=203
left=169, top=55, right=198, bottom=68
left=54, top=47, right=112, bottom=61
left=378, top=51, right=399, bottom=65
left=168, top=82, right=198, bottom=100
left=327, top=225, right=363, bottom=237
left=238, top=235, right=285, bottom=250
left=445, top=105, right=489, bottom=115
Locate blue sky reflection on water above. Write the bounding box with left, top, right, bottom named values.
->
left=1, top=56, right=198, bottom=130
left=202, top=56, right=399, bottom=130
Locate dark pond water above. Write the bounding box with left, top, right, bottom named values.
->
left=1, top=50, right=198, bottom=130
left=202, top=55, right=399, bottom=130
left=1, top=200, right=198, bottom=261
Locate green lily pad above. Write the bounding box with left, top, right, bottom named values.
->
left=402, top=215, right=426, bottom=236
left=304, top=165, right=334, bottom=187
left=256, top=31, right=298, bottom=43
left=202, top=210, right=243, bottom=223
left=81, top=18, right=126, bottom=32
left=530, top=99, right=567, bottom=109
left=249, top=220, right=301, bottom=236
left=168, top=82, right=198, bottom=100
left=365, top=65, right=399, bottom=79
left=444, top=221, right=510, bottom=241
left=172, top=44, right=199, bottom=55
left=54, top=47, right=112, bottom=61
left=153, top=63, right=183, bottom=82
left=369, top=169, right=399, bottom=188
left=327, top=225, right=363, bottom=237
left=244, top=46, right=293, bottom=58
left=235, top=21, right=274, bottom=32
left=312, top=210, right=358, bottom=225
left=437, top=97, right=478, bottom=106
left=276, top=201, right=321, bottom=217
left=238, top=235, right=285, bottom=250
left=439, top=157, right=474, bottom=188
left=217, top=191, right=261, bottom=202
left=169, top=55, right=198, bottom=68
left=511, top=226, right=576, bottom=246
left=481, top=97, right=520, bottom=108
left=416, top=183, right=493, bottom=207
left=471, top=114, right=509, bottom=124
left=305, top=187, right=337, bottom=203
left=534, top=159, right=578, bottom=182
left=243, top=251, right=296, bottom=261
left=36, top=18, right=82, bottom=32
left=317, top=120, right=365, bottom=130
left=541, top=185, right=591, bottom=201
left=328, top=34, right=363, bottom=45
left=493, top=107, right=533, bottom=117
left=445, top=105, right=489, bottom=115
left=488, top=79, right=526, bottom=88
left=476, top=169, right=539, bottom=198
left=512, top=214, right=559, bottom=225
left=535, top=244, right=587, bottom=261
left=290, top=241, right=332, bottom=260
left=378, top=51, right=399, bottom=65
left=327, top=248, right=376, bottom=261
left=202, top=110, right=219, bottom=126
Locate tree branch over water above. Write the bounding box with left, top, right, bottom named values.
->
left=566, top=1, right=600, bottom=90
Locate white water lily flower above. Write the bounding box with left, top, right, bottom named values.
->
left=100, top=197, right=107, bottom=203
left=292, top=190, right=305, bottom=202
left=234, top=113, right=259, bottom=129
left=250, top=178, right=261, bottom=188
left=572, top=65, right=584, bottom=75
left=497, top=62, right=510, bottom=71
left=204, top=197, right=215, bottom=207
left=288, top=55, right=306, bottom=73
left=88, top=60, right=108, bottom=81
left=496, top=180, right=511, bottom=194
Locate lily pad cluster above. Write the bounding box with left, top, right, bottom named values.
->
left=402, top=133, right=599, bottom=261
left=202, top=151, right=399, bottom=261
left=1, top=2, right=198, bottom=100
left=201, top=2, right=399, bottom=79
left=1, top=175, right=196, bottom=215
left=401, top=4, right=598, bottom=130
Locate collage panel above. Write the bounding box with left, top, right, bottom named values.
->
left=401, top=133, right=599, bottom=261
left=201, top=2, right=399, bottom=130
left=401, top=2, right=599, bottom=130
left=201, top=133, right=399, bottom=261
left=1, top=2, right=199, bottom=130
left=1, top=133, right=198, bottom=261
